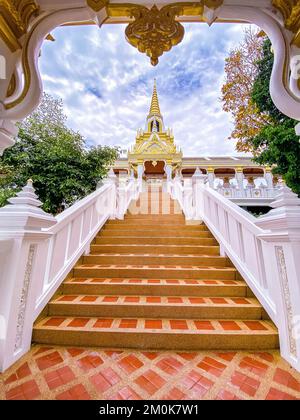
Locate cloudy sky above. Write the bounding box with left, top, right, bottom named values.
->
left=40, top=22, right=248, bottom=156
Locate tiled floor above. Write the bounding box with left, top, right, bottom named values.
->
left=1, top=346, right=300, bottom=400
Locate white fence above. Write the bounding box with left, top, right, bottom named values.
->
left=169, top=176, right=300, bottom=372
left=0, top=175, right=139, bottom=371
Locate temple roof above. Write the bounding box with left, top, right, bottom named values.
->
left=148, top=79, right=161, bottom=118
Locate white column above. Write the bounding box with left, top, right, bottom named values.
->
left=256, top=186, right=300, bottom=371
left=0, top=180, right=56, bottom=372
left=235, top=167, right=245, bottom=191
left=264, top=167, right=274, bottom=189
left=165, top=164, right=172, bottom=181
left=207, top=168, right=215, bottom=189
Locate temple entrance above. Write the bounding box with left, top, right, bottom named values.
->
left=144, top=161, right=166, bottom=180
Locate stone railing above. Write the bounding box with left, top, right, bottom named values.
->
left=0, top=172, right=139, bottom=372
left=169, top=175, right=300, bottom=372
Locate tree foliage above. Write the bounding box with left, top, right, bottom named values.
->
left=250, top=39, right=300, bottom=195
left=0, top=94, right=119, bottom=214
left=221, top=28, right=271, bottom=152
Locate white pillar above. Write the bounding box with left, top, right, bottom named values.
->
left=0, top=180, right=56, bottom=372
left=256, top=186, right=300, bottom=371
left=235, top=167, right=245, bottom=191
left=207, top=168, right=215, bottom=189
left=264, top=167, right=274, bottom=189
left=165, top=164, right=172, bottom=181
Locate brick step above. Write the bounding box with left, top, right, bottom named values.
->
left=95, top=237, right=218, bottom=246
left=63, top=278, right=248, bottom=297
left=98, top=230, right=213, bottom=238
left=84, top=255, right=233, bottom=267
left=48, top=295, right=263, bottom=319
left=33, top=317, right=279, bottom=351
left=73, top=266, right=237, bottom=280
left=90, top=244, right=220, bottom=255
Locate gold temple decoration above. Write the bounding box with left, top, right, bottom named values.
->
left=128, top=80, right=182, bottom=173
left=0, top=0, right=39, bottom=51
left=272, top=0, right=300, bottom=46
left=125, top=5, right=185, bottom=66
left=6, top=73, right=16, bottom=97
left=87, top=0, right=109, bottom=13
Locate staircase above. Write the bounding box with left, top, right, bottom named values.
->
left=33, top=187, right=279, bottom=351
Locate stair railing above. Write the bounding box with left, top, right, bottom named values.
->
left=0, top=173, right=140, bottom=372
left=169, top=176, right=300, bottom=372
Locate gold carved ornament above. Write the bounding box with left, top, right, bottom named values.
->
left=125, top=5, right=185, bottom=66
left=0, top=0, right=39, bottom=51
left=272, top=0, right=300, bottom=46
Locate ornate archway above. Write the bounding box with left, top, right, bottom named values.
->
left=1, top=1, right=300, bottom=154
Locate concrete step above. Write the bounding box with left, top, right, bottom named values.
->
left=33, top=317, right=279, bottom=351
left=73, top=265, right=237, bottom=280
left=98, top=230, right=213, bottom=238
left=63, top=278, right=248, bottom=297
left=83, top=255, right=233, bottom=267
left=90, top=244, right=220, bottom=255
left=48, top=295, right=263, bottom=319
left=95, top=237, right=218, bottom=246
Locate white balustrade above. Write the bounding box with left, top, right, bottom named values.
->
left=0, top=174, right=139, bottom=371
left=169, top=176, right=300, bottom=372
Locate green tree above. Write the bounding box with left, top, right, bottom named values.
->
left=0, top=94, right=119, bottom=213
left=251, top=39, right=300, bottom=195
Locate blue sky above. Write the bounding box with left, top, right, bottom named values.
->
left=40, top=22, right=248, bottom=156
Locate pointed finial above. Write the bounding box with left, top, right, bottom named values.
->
left=148, top=79, right=161, bottom=117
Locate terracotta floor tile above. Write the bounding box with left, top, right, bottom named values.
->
left=273, top=368, right=300, bottom=392
left=146, top=297, right=161, bottom=303
left=210, top=298, right=227, bottom=304
left=110, top=386, right=142, bottom=400
left=124, top=297, right=140, bottom=303
left=142, top=352, right=159, bottom=360
left=254, top=352, right=275, bottom=363
left=68, top=318, right=89, bottom=328
left=162, top=387, right=186, bottom=400
left=77, top=353, right=104, bottom=372
left=243, top=321, right=268, bottom=331
left=67, top=348, right=85, bottom=357
left=118, top=355, right=144, bottom=374
left=239, top=357, right=269, bottom=377
left=135, top=369, right=166, bottom=396
left=58, top=296, right=77, bottom=302
left=36, top=351, right=64, bottom=371
left=156, top=356, right=184, bottom=375
left=90, top=367, right=120, bottom=393
left=266, top=387, right=298, bottom=400
left=56, top=384, right=90, bottom=400
left=216, top=352, right=237, bottom=362
left=194, top=321, right=215, bottom=330
left=230, top=371, right=261, bottom=397
left=197, top=357, right=227, bottom=377
left=44, top=366, right=76, bottom=390
left=44, top=318, right=65, bottom=327
left=182, top=370, right=214, bottom=398
left=189, top=297, right=205, bottom=304
left=145, top=320, right=162, bottom=329
left=93, top=319, right=113, bottom=328
left=231, top=298, right=251, bottom=305
left=170, top=320, right=188, bottom=330
left=219, top=321, right=241, bottom=331
left=6, top=379, right=40, bottom=400
left=119, top=319, right=138, bottom=328
left=5, top=362, right=31, bottom=385
left=216, top=389, right=242, bottom=400
left=102, top=296, right=119, bottom=303
left=80, top=296, right=98, bottom=302
left=167, top=297, right=183, bottom=303
left=177, top=352, right=198, bottom=361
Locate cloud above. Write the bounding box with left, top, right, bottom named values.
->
left=40, top=22, right=250, bottom=156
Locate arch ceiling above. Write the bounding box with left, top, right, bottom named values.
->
left=1, top=0, right=300, bottom=154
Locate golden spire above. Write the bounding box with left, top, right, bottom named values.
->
left=148, top=79, right=161, bottom=117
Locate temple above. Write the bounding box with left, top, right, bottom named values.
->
left=114, top=80, right=279, bottom=208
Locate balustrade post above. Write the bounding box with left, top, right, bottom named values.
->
left=256, top=186, right=300, bottom=371
left=192, top=169, right=207, bottom=221
left=0, top=181, right=56, bottom=372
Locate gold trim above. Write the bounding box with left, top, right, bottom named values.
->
left=272, top=0, right=300, bottom=46
left=0, top=0, right=39, bottom=52
left=6, top=73, right=16, bottom=97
